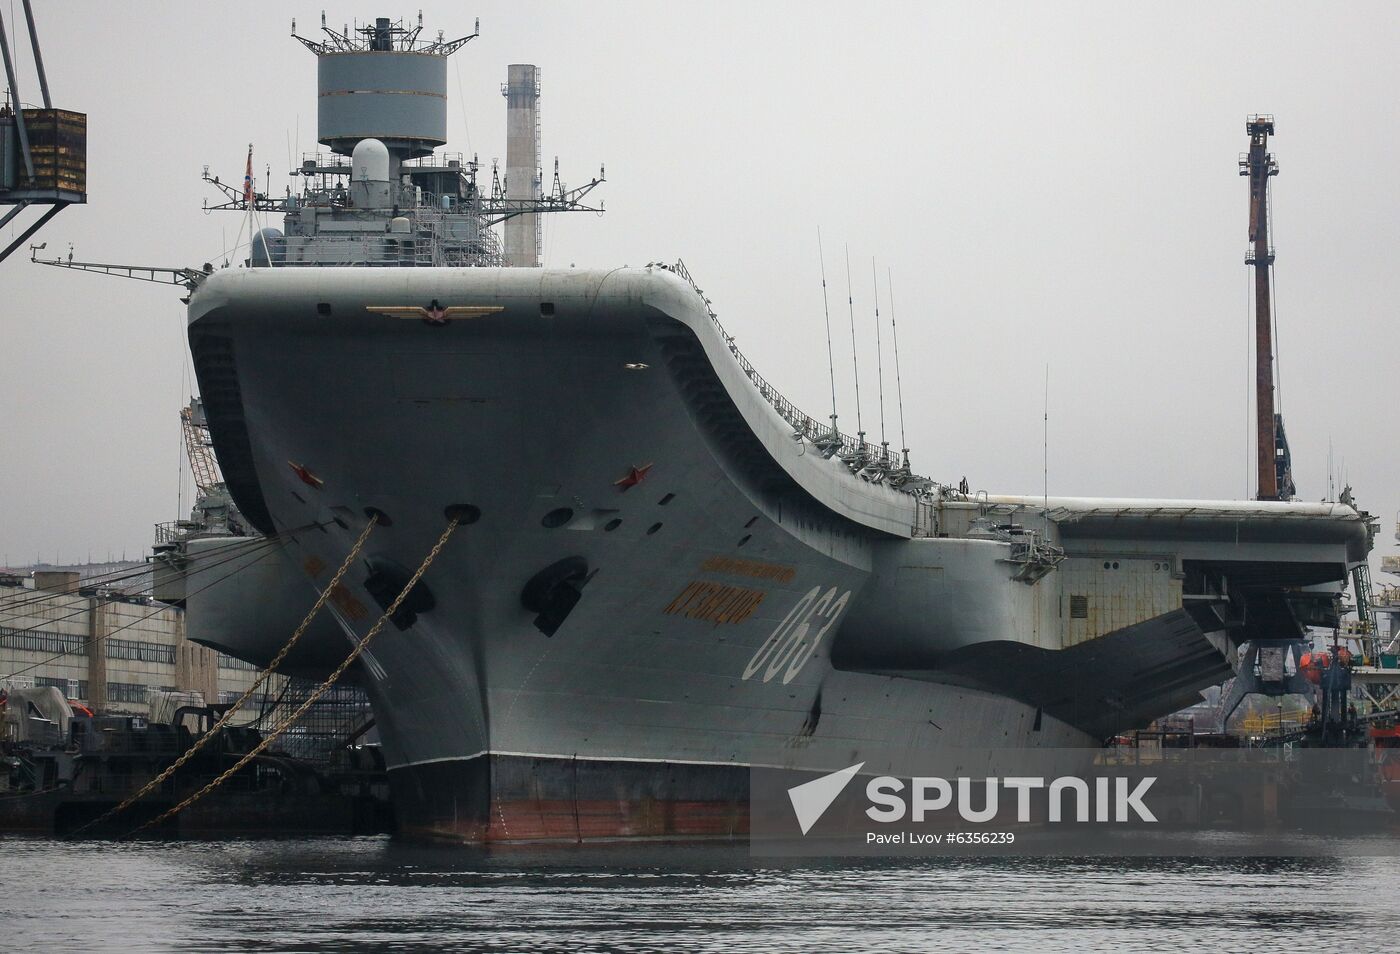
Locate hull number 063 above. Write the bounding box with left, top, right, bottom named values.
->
left=741, top=586, right=852, bottom=685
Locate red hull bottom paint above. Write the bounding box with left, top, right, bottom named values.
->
left=389, top=754, right=750, bottom=843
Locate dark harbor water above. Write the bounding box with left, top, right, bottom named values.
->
left=1, top=836, right=1390, bottom=952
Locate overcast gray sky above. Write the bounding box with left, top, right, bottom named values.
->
left=1, top=1, right=1397, bottom=576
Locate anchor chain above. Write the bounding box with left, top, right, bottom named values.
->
left=69, top=516, right=379, bottom=837
left=129, top=514, right=461, bottom=836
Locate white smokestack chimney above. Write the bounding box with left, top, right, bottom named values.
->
left=503, top=64, right=540, bottom=267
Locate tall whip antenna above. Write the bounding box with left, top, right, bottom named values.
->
left=887, top=267, right=908, bottom=468
left=844, top=245, right=864, bottom=443
left=818, top=228, right=838, bottom=431
left=872, top=257, right=887, bottom=457
left=1043, top=364, right=1050, bottom=516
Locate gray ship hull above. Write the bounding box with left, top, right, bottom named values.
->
left=186, top=265, right=1365, bottom=841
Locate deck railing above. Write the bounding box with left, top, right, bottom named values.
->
left=664, top=260, right=931, bottom=492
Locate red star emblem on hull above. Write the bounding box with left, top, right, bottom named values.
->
left=288, top=461, right=324, bottom=489
left=613, top=463, right=654, bottom=491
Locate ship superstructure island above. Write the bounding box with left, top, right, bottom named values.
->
left=108, top=16, right=1370, bottom=841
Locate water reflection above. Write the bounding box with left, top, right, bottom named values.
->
left=0, top=838, right=1384, bottom=953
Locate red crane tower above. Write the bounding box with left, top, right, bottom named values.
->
left=1241, top=115, right=1295, bottom=501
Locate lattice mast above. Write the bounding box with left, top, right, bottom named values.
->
left=181, top=400, right=222, bottom=497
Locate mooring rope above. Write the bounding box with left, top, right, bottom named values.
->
left=126, top=513, right=460, bottom=837
left=66, top=516, right=379, bottom=838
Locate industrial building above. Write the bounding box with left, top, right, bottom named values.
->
left=0, top=567, right=277, bottom=719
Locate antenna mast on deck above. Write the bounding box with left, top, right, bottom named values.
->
left=1240, top=115, right=1293, bottom=501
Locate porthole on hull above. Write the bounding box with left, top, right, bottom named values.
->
left=541, top=507, right=575, bottom=529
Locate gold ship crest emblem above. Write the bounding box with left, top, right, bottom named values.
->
left=366, top=300, right=505, bottom=326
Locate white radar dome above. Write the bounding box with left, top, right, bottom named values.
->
left=250, top=227, right=284, bottom=267
left=350, top=138, right=393, bottom=209
left=352, top=138, right=391, bottom=183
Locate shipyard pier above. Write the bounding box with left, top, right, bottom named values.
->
left=0, top=563, right=392, bottom=836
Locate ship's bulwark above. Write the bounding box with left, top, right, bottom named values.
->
left=184, top=265, right=1365, bottom=841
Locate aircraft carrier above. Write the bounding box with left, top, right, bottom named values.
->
left=149, top=15, right=1370, bottom=841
